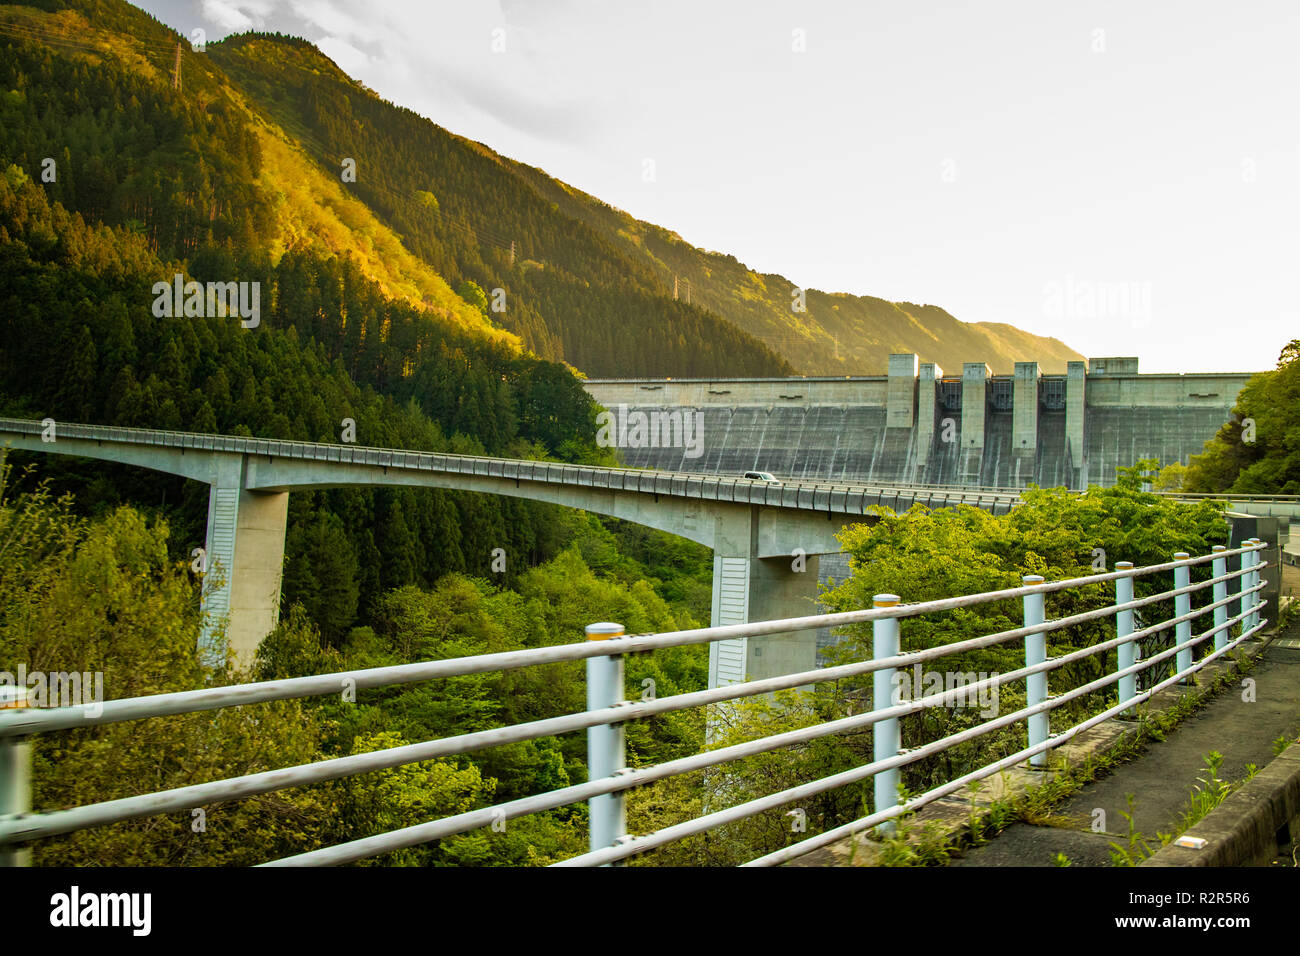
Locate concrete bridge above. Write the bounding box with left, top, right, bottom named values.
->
left=584, top=354, right=1257, bottom=489
left=2, top=417, right=1292, bottom=689
left=0, top=417, right=1022, bottom=683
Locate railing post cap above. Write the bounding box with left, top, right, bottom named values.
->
left=1022, top=574, right=1045, bottom=584
left=585, top=623, right=625, bottom=640
left=873, top=594, right=900, bottom=608
left=1174, top=551, right=1190, bottom=559
left=0, top=685, right=33, bottom=709
left=1212, top=545, right=1226, bottom=552
left=1115, top=561, right=1134, bottom=569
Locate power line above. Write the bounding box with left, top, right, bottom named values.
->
left=0, top=18, right=187, bottom=58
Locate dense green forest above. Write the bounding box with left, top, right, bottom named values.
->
left=0, top=0, right=795, bottom=377
left=0, top=0, right=781, bottom=638
left=1186, top=339, right=1300, bottom=495
left=0, top=161, right=619, bottom=633
left=0, top=0, right=727, bottom=866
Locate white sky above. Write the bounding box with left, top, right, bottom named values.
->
left=135, top=0, right=1299, bottom=373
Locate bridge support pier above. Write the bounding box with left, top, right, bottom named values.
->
left=200, top=455, right=289, bottom=666
left=707, top=513, right=826, bottom=690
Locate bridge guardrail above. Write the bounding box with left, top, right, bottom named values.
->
left=7, top=418, right=1296, bottom=522
left=0, top=541, right=1270, bottom=867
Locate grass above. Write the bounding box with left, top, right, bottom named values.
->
left=1107, top=751, right=1259, bottom=866
left=865, top=648, right=1259, bottom=866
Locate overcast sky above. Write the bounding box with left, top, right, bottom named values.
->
left=134, top=1, right=1298, bottom=373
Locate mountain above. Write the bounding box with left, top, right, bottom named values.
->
left=213, top=31, right=1081, bottom=376
left=0, top=0, right=1078, bottom=387
left=202, top=31, right=796, bottom=378
left=506, top=167, right=1084, bottom=374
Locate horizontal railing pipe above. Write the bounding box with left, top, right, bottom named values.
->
left=0, top=549, right=1262, bottom=740
left=0, top=541, right=1268, bottom=865
left=746, top=610, right=1269, bottom=867
left=556, top=601, right=1268, bottom=868
left=266, top=589, right=1268, bottom=866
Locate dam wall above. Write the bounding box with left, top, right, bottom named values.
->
left=584, top=356, right=1254, bottom=490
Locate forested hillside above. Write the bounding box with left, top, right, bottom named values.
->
left=0, top=0, right=628, bottom=630
left=220, top=27, right=1079, bottom=376
left=507, top=165, right=1084, bottom=375
left=207, top=32, right=793, bottom=377
left=0, top=0, right=1078, bottom=380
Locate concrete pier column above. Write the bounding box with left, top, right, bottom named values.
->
left=1066, top=361, right=1087, bottom=489
left=708, top=553, right=752, bottom=687
left=886, top=353, right=919, bottom=429
left=1012, top=362, right=1040, bottom=486
left=707, top=512, right=824, bottom=689
left=960, top=363, right=991, bottom=484
left=915, top=362, right=942, bottom=480
left=707, top=553, right=823, bottom=687
left=200, top=454, right=289, bottom=665
left=1227, top=514, right=1280, bottom=627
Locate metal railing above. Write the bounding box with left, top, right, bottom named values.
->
left=0, top=417, right=1018, bottom=515
left=10, top=419, right=1293, bottom=521
left=0, top=541, right=1270, bottom=867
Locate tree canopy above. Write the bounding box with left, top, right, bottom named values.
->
left=1186, top=339, right=1300, bottom=494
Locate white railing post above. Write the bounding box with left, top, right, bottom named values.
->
left=872, top=594, right=901, bottom=833
left=1174, top=552, right=1192, bottom=680
left=1211, top=545, right=1228, bottom=652
left=1243, top=539, right=1259, bottom=633
left=1254, top=538, right=1267, bottom=630
left=1253, top=537, right=1264, bottom=631
left=0, top=686, right=33, bottom=867
left=1255, top=537, right=1266, bottom=629
left=1253, top=538, right=1263, bottom=629
left=1254, top=537, right=1266, bottom=631
left=1023, top=575, right=1047, bottom=768
left=1115, top=561, right=1136, bottom=714
left=1234, top=542, right=1248, bottom=636
left=585, top=622, right=626, bottom=861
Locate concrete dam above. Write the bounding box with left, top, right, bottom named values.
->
left=585, top=354, right=1257, bottom=665
left=583, top=356, right=1255, bottom=490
